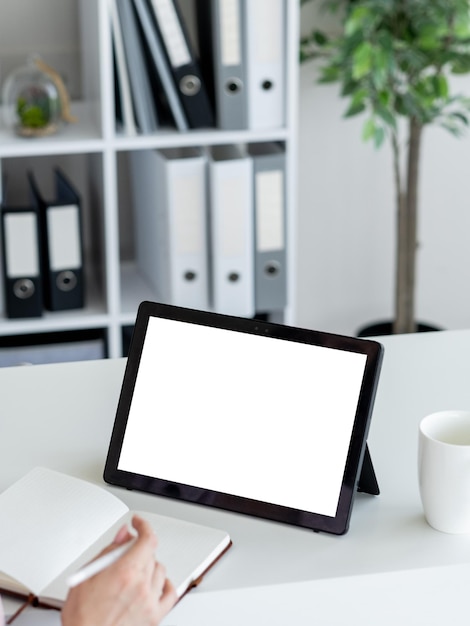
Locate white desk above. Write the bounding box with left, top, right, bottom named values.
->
left=2, top=329, right=470, bottom=623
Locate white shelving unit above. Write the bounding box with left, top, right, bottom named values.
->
left=0, top=0, right=299, bottom=359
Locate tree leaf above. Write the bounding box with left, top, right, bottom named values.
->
left=378, top=90, right=391, bottom=107
left=313, top=30, right=328, bottom=46
left=303, top=0, right=470, bottom=148
left=451, top=55, right=470, bottom=74
left=352, top=42, right=374, bottom=80
left=345, top=6, right=373, bottom=36
left=341, top=79, right=360, bottom=97
left=375, top=105, right=396, bottom=129
left=417, top=24, right=446, bottom=50
left=374, top=126, right=386, bottom=148
left=451, top=111, right=469, bottom=125
left=433, top=74, right=449, bottom=99
left=344, top=100, right=366, bottom=117
left=318, top=65, right=341, bottom=83
left=362, top=117, right=376, bottom=141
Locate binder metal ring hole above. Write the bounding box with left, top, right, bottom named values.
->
left=180, top=75, right=201, bottom=96
left=57, top=270, right=77, bottom=292
left=228, top=272, right=240, bottom=283
left=262, top=79, right=274, bottom=91
left=264, top=261, right=280, bottom=277
left=13, top=278, right=35, bottom=299
left=184, top=271, right=197, bottom=282
left=225, top=78, right=242, bottom=95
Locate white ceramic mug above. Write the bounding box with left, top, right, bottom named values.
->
left=418, top=410, right=470, bottom=533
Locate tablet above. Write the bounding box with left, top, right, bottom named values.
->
left=104, top=301, right=384, bottom=535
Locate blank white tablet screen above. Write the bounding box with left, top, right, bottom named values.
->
left=118, top=317, right=367, bottom=517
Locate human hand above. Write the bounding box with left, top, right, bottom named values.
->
left=61, top=515, right=177, bottom=626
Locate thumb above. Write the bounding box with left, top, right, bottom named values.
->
left=112, top=523, right=134, bottom=546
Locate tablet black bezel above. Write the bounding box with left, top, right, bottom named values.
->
left=104, top=301, right=383, bottom=535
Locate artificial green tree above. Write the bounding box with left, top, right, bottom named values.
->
left=301, top=0, right=470, bottom=333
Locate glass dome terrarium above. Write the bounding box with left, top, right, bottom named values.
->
left=2, top=56, right=71, bottom=137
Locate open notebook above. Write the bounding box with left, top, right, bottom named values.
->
left=0, top=468, right=230, bottom=610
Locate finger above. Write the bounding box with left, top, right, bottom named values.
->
left=158, top=578, right=178, bottom=613
left=119, top=516, right=157, bottom=569
left=87, top=531, right=133, bottom=565
left=132, top=515, right=158, bottom=554
left=96, top=518, right=142, bottom=565
left=113, top=523, right=134, bottom=545
left=151, top=561, right=167, bottom=594
left=131, top=514, right=157, bottom=544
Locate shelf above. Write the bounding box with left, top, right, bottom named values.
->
left=112, top=126, right=292, bottom=152
left=0, top=0, right=298, bottom=360
left=0, top=101, right=103, bottom=158
left=0, top=309, right=110, bottom=337
left=0, top=273, right=107, bottom=336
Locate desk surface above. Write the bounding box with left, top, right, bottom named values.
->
left=2, top=328, right=470, bottom=620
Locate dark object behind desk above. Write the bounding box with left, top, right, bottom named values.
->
left=0, top=328, right=106, bottom=367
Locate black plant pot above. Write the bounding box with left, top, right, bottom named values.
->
left=356, top=320, right=442, bottom=338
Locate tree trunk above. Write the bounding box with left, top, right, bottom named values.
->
left=394, top=117, right=422, bottom=334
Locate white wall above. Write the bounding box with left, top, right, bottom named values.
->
left=0, top=0, right=80, bottom=99
left=296, top=19, right=470, bottom=336
left=296, top=61, right=395, bottom=335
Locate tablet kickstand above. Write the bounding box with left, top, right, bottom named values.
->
left=357, top=444, right=380, bottom=495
